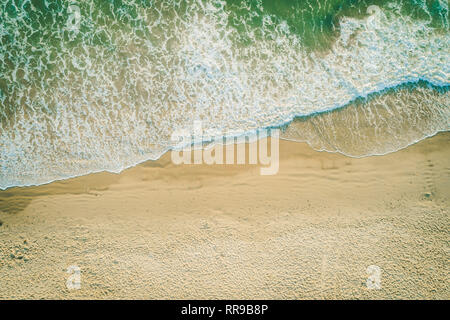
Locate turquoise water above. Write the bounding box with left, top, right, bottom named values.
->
left=0, top=0, right=449, bottom=189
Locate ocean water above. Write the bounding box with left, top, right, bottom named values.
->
left=0, top=0, right=449, bottom=189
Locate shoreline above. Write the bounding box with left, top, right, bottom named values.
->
left=1, top=127, right=447, bottom=191
left=2, top=77, right=448, bottom=191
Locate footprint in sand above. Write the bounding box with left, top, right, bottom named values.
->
left=422, top=159, right=437, bottom=200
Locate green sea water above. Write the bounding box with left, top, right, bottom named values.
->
left=0, top=0, right=449, bottom=188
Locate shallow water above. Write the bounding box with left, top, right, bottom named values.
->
left=0, top=0, right=449, bottom=189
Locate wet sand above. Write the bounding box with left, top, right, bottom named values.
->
left=0, top=133, right=449, bottom=299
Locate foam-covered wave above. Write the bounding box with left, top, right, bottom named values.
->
left=281, top=81, right=449, bottom=156
left=0, top=0, right=449, bottom=189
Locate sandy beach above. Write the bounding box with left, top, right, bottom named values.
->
left=0, top=132, right=448, bottom=299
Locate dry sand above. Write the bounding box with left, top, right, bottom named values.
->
left=0, top=132, right=449, bottom=299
